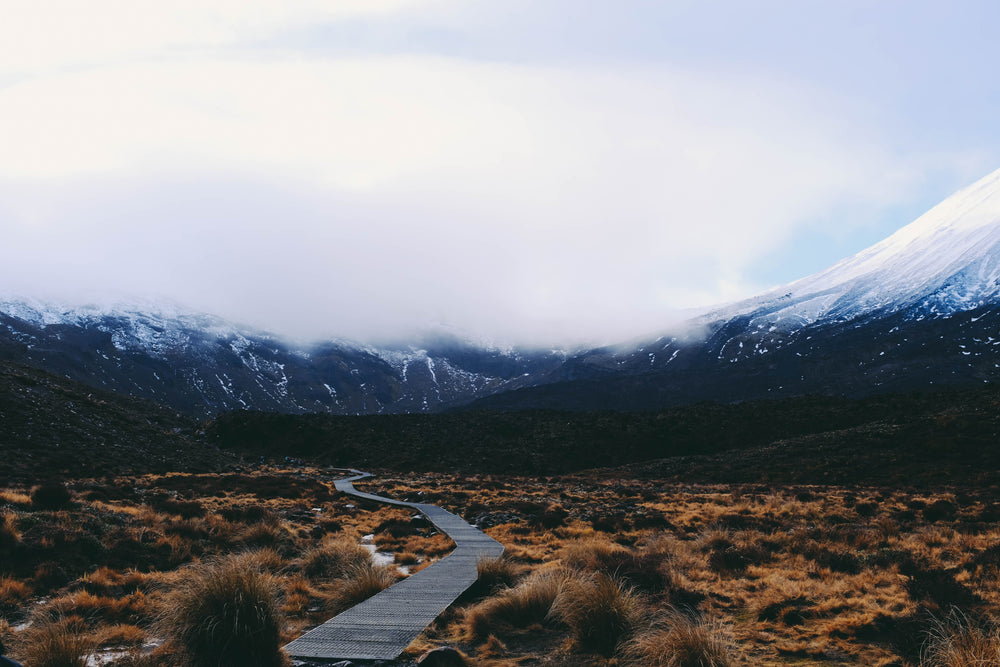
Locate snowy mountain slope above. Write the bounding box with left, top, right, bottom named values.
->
left=711, top=166, right=1000, bottom=327
left=466, top=165, right=1000, bottom=410
left=6, top=166, right=1000, bottom=416
left=0, top=297, right=567, bottom=417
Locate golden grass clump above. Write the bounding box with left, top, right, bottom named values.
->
left=921, top=609, right=1000, bottom=666
left=79, top=567, right=150, bottom=596
left=475, top=555, right=527, bottom=594
left=298, top=537, right=372, bottom=581
left=548, top=572, right=645, bottom=657
left=463, top=570, right=568, bottom=642
left=395, top=551, right=419, bottom=565
left=560, top=539, right=631, bottom=572
left=0, top=512, right=20, bottom=550
left=91, top=622, right=147, bottom=647
left=622, top=612, right=739, bottom=667
left=12, top=615, right=92, bottom=667
left=157, top=551, right=287, bottom=667
left=0, top=576, right=32, bottom=609
left=328, top=562, right=399, bottom=613
left=45, top=589, right=153, bottom=627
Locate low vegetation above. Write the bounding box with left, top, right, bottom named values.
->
left=0, top=467, right=451, bottom=665
left=2, top=457, right=999, bottom=664
left=157, top=551, right=286, bottom=667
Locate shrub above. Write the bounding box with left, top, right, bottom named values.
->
left=920, top=609, right=1000, bottom=666
left=549, top=572, right=644, bottom=657
left=157, top=552, right=286, bottom=667
left=12, top=615, right=92, bottom=667
left=623, top=611, right=739, bottom=666
left=0, top=512, right=20, bottom=551
left=560, top=539, right=631, bottom=572
left=463, top=570, right=567, bottom=642
left=531, top=504, right=569, bottom=529
left=31, top=482, right=74, bottom=511
left=395, top=551, right=419, bottom=566
left=0, top=576, right=32, bottom=617
left=328, top=562, right=398, bottom=613
left=298, top=537, right=371, bottom=581
left=473, top=555, right=526, bottom=595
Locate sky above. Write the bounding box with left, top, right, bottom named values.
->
left=1, top=0, right=999, bottom=346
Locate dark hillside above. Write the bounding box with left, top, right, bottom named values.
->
left=208, top=386, right=1000, bottom=486
left=0, top=361, right=231, bottom=482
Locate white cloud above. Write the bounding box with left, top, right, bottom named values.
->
left=0, top=0, right=433, bottom=76
left=0, top=28, right=944, bottom=344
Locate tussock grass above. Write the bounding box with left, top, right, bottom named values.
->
left=45, top=589, right=153, bottom=626
left=560, top=539, right=631, bottom=572
left=91, top=622, right=146, bottom=647
left=0, top=512, right=20, bottom=550
left=298, top=536, right=371, bottom=581
left=0, top=490, right=32, bottom=507
left=559, top=537, right=677, bottom=594
left=0, top=576, right=32, bottom=611
left=549, top=572, right=645, bottom=657
left=13, top=615, right=92, bottom=667
left=395, top=550, right=419, bottom=565
left=157, top=551, right=286, bottom=667
left=474, top=555, right=527, bottom=595
left=623, top=611, right=739, bottom=666
left=463, top=570, right=568, bottom=642
left=329, top=562, right=399, bottom=613
left=921, top=609, right=1000, bottom=666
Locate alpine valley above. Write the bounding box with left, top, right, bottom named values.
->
left=3, top=166, right=1000, bottom=417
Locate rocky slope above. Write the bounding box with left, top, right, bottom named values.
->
left=0, top=298, right=567, bottom=417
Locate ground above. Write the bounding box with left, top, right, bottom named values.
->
left=2, top=465, right=997, bottom=665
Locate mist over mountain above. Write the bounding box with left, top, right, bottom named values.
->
left=3, top=166, right=1000, bottom=416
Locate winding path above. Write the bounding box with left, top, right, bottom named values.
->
left=283, top=470, right=505, bottom=662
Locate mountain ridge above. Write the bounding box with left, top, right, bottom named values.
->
left=3, top=166, right=1000, bottom=415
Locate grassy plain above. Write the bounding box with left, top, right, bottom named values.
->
left=2, top=465, right=998, bottom=665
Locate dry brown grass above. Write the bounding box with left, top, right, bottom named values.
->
left=395, top=550, right=419, bottom=565
left=91, top=622, right=147, bottom=647
left=548, top=571, right=645, bottom=657
left=622, top=611, right=740, bottom=666
left=921, top=609, right=1000, bottom=666
left=475, top=555, right=527, bottom=595
left=45, top=589, right=153, bottom=626
left=0, top=576, right=32, bottom=609
left=11, top=615, right=92, bottom=667
left=157, top=551, right=286, bottom=667
left=0, top=512, right=19, bottom=550
left=0, top=489, right=32, bottom=507
left=297, top=536, right=371, bottom=581
left=5, top=467, right=1000, bottom=666
left=462, top=569, right=568, bottom=642
left=328, top=562, right=399, bottom=614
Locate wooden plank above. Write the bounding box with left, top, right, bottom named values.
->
left=283, top=469, right=503, bottom=661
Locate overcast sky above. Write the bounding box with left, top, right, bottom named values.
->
left=1, top=1, right=998, bottom=346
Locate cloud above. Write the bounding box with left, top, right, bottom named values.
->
left=0, top=13, right=949, bottom=345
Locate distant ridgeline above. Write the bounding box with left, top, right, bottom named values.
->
left=3, top=167, right=1000, bottom=415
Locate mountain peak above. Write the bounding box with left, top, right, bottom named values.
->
left=711, top=166, right=1000, bottom=328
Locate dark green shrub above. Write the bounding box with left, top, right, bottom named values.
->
left=31, top=483, right=73, bottom=510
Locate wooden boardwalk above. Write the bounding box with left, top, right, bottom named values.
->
left=283, top=470, right=504, bottom=661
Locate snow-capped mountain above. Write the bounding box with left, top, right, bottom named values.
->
left=469, top=166, right=1000, bottom=410
left=0, top=297, right=567, bottom=417
left=5, top=166, right=1000, bottom=416
left=711, top=166, right=1000, bottom=328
